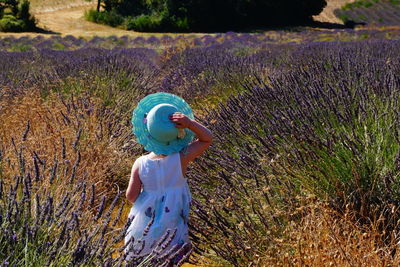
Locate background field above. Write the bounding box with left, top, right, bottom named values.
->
left=2, top=0, right=356, bottom=37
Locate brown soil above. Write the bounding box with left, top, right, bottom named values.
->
left=0, top=1, right=153, bottom=37
left=313, top=0, right=356, bottom=24
left=32, top=2, right=141, bottom=37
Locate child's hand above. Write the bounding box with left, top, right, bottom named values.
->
left=169, top=112, right=193, bottom=129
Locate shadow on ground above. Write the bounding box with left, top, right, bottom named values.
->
left=33, top=27, right=59, bottom=35
left=309, top=20, right=367, bottom=29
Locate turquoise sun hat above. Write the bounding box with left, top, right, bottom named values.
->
left=131, top=92, right=195, bottom=155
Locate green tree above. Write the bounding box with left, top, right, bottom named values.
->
left=85, top=0, right=327, bottom=32
left=0, top=0, right=36, bottom=32
left=164, top=0, right=327, bottom=31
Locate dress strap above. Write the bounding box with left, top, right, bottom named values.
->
left=137, top=155, right=146, bottom=176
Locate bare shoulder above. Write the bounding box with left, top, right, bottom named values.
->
left=132, top=155, right=144, bottom=170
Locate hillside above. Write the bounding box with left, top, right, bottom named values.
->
left=0, top=0, right=355, bottom=37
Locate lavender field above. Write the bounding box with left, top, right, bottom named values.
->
left=1, top=31, right=400, bottom=266
left=1, top=28, right=400, bottom=52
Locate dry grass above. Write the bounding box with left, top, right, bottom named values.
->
left=259, top=197, right=400, bottom=266
left=29, top=0, right=92, bottom=13
left=0, top=88, right=139, bottom=263
left=0, top=89, right=131, bottom=203
left=0, top=83, right=211, bottom=266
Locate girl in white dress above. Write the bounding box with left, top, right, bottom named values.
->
left=125, top=93, right=212, bottom=266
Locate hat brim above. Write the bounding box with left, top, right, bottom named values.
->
left=132, top=92, right=195, bottom=155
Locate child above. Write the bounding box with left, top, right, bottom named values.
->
left=125, top=92, right=212, bottom=265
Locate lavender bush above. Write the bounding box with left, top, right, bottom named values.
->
left=187, top=39, right=400, bottom=265
left=0, top=174, right=191, bottom=266
left=0, top=120, right=192, bottom=266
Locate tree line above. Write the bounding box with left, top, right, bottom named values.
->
left=86, top=0, right=327, bottom=32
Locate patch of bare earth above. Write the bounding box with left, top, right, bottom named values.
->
left=35, top=5, right=137, bottom=36
left=0, top=1, right=147, bottom=37
left=32, top=1, right=142, bottom=37
left=313, top=0, right=356, bottom=24
left=29, top=0, right=93, bottom=13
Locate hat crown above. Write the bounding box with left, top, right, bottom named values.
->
left=132, top=92, right=194, bottom=155
left=147, top=104, right=178, bottom=144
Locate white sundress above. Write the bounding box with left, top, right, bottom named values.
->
left=124, top=152, right=192, bottom=260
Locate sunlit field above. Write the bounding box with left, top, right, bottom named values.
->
left=1, top=29, right=400, bottom=265
left=2, top=0, right=400, bottom=265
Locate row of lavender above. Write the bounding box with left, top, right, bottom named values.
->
left=0, top=113, right=191, bottom=266
left=191, top=39, right=400, bottom=264
left=1, top=39, right=400, bottom=265
left=0, top=42, right=268, bottom=266
left=1, top=28, right=400, bottom=51
left=335, top=1, right=400, bottom=26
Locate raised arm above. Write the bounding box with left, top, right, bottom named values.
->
left=169, top=112, right=212, bottom=171
left=126, top=158, right=142, bottom=203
